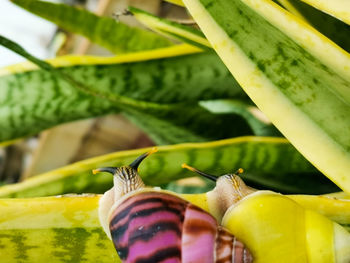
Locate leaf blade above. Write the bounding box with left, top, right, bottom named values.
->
left=0, top=195, right=119, bottom=262
left=0, top=40, right=245, bottom=143
left=182, top=0, right=350, bottom=192
left=0, top=137, right=337, bottom=198
left=277, top=0, right=350, bottom=53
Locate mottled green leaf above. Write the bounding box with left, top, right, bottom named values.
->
left=0, top=39, right=248, bottom=143
left=0, top=195, right=119, bottom=263
left=277, top=0, right=350, bottom=52
left=0, top=137, right=338, bottom=198
left=183, top=0, right=350, bottom=193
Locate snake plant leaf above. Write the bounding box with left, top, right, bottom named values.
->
left=0, top=34, right=275, bottom=146
left=277, top=0, right=350, bottom=53
left=182, top=0, right=350, bottom=193
left=129, top=6, right=211, bottom=50
left=0, top=36, right=253, bottom=146
left=123, top=102, right=254, bottom=145
left=199, top=100, right=281, bottom=136
left=297, top=0, right=350, bottom=26
left=0, top=34, right=253, bottom=146
left=10, top=0, right=173, bottom=53
left=289, top=194, right=350, bottom=225
left=325, top=192, right=350, bottom=199
left=0, top=137, right=338, bottom=198
left=0, top=195, right=348, bottom=263
left=164, top=0, right=185, bottom=6
left=130, top=3, right=350, bottom=65
left=0, top=39, right=249, bottom=143
left=123, top=110, right=206, bottom=145
left=0, top=195, right=119, bottom=263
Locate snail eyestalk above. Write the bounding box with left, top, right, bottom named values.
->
left=236, top=168, right=244, bottom=175
left=129, top=147, right=158, bottom=170
left=92, top=167, right=117, bottom=175
left=181, top=163, right=218, bottom=181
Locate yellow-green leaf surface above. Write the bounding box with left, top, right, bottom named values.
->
left=0, top=195, right=119, bottom=263
left=277, top=0, right=350, bottom=53
left=129, top=6, right=210, bottom=49
left=290, top=194, right=350, bottom=225
left=0, top=44, right=200, bottom=77
left=183, top=191, right=350, bottom=226
left=0, top=194, right=348, bottom=263
left=298, top=0, right=350, bottom=25
left=182, top=0, right=350, bottom=193
left=165, top=0, right=185, bottom=6
left=0, top=137, right=335, bottom=198
left=1, top=42, right=255, bottom=145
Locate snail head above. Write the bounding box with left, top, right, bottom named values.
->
left=182, top=164, right=254, bottom=218
left=93, top=147, right=157, bottom=195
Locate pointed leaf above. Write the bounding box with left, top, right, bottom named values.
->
left=0, top=42, right=246, bottom=143
left=278, top=0, right=350, bottom=52
left=297, top=0, right=350, bottom=25
left=182, top=0, right=350, bottom=192
left=129, top=6, right=210, bottom=49
left=0, top=137, right=337, bottom=198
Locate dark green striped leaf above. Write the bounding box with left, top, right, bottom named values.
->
left=277, top=0, right=350, bottom=52
left=0, top=35, right=255, bottom=144
left=199, top=99, right=281, bottom=136
left=123, top=102, right=254, bottom=145
left=0, top=137, right=338, bottom=198
left=0, top=196, right=119, bottom=262
left=183, top=0, right=350, bottom=193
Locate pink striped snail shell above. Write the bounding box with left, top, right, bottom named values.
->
left=93, top=148, right=253, bottom=263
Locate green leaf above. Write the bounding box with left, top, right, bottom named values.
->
left=343, top=225, right=350, bottom=233
left=0, top=35, right=252, bottom=145
left=123, top=102, right=254, bottom=145
left=164, top=0, right=185, bottom=6
left=0, top=40, right=247, bottom=143
left=295, top=0, right=350, bottom=25
left=11, top=0, right=173, bottom=53
left=129, top=6, right=211, bottom=49
left=0, top=137, right=338, bottom=198
left=0, top=34, right=254, bottom=145
left=0, top=195, right=119, bottom=262
left=199, top=99, right=281, bottom=136
left=182, top=0, right=350, bottom=193
left=164, top=177, right=215, bottom=193
left=0, top=194, right=348, bottom=262
left=277, top=0, right=350, bottom=53
left=0, top=168, right=345, bottom=262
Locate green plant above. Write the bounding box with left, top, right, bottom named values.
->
left=0, top=0, right=349, bottom=261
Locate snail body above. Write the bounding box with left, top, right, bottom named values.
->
left=94, top=149, right=252, bottom=263
left=182, top=165, right=350, bottom=263
left=222, top=191, right=350, bottom=263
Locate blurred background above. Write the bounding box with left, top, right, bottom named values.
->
left=0, top=0, right=192, bottom=185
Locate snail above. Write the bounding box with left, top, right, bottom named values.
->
left=93, top=148, right=253, bottom=263
left=182, top=164, right=350, bottom=263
